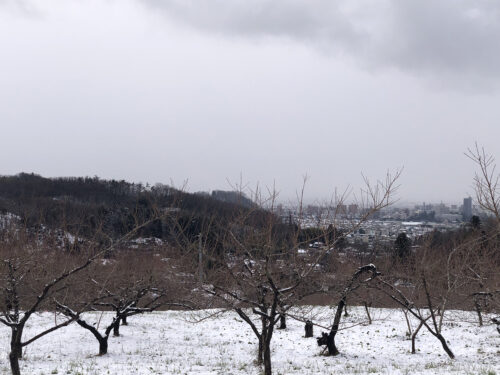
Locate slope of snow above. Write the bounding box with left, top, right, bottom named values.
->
left=0, top=307, right=498, bottom=374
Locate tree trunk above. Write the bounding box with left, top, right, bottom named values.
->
left=326, top=299, right=344, bottom=355
left=263, top=342, right=272, bottom=375
left=74, top=318, right=111, bottom=356
left=305, top=320, right=313, bottom=338
left=98, top=337, right=109, bottom=356
left=9, top=326, right=23, bottom=375
left=411, top=321, right=424, bottom=354
left=262, top=315, right=275, bottom=375
left=278, top=314, right=286, bottom=329
left=257, top=336, right=263, bottom=364
left=256, top=317, right=266, bottom=364
left=436, top=333, right=455, bottom=359
left=121, top=316, right=128, bottom=326
left=403, top=310, right=412, bottom=337
left=9, top=351, right=21, bottom=375
left=364, top=302, right=372, bottom=325
left=326, top=332, right=339, bottom=356
left=10, top=341, right=22, bottom=360
left=474, top=300, right=483, bottom=327
left=113, top=321, right=120, bottom=337
left=9, top=325, right=22, bottom=374
left=10, top=327, right=23, bottom=359
left=324, top=264, right=379, bottom=356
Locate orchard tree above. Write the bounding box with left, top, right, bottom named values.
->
left=202, top=171, right=401, bottom=375
left=316, top=264, right=380, bottom=355
left=0, top=233, right=94, bottom=375
left=56, top=249, right=194, bottom=355
left=0, top=216, right=165, bottom=375
left=466, top=144, right=500, bottom=332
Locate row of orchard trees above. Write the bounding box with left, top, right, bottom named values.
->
left=3, top=219, right=499, bottom=375
left=200, top=207, right=499, bottom=375
left=1, top=146, right=500, bottom=375
left=0, top=169, right=402, bottom=375
left=0, top=204, right=201, bottom=375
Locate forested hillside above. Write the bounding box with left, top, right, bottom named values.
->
left=0, top=173, right=263, bottom=243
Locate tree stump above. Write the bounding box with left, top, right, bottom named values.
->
left=278, top=314, right=286, bottom=329
left=305, top=320, right=313, bottom=337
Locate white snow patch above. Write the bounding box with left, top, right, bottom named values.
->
left=0, top=307, right=498, bottom=374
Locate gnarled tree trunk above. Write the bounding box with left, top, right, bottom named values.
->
left=326, top=298, right=343, bottom=355
left=436, top=333, right=455, bottom=359
left=257, top=336, right=263, bottom=364
left=9, top=326, right=23, bottom=375
left=9, top=351, right=21, bottom=375
left=98, top=337, right=109, bottom=356
left=262, top=322, right=275, bottom=375
left=263, top=343, right=272, bottom=375
left=321, top=265, right=379, bottom=356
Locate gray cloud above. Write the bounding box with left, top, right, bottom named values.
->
left=0, top=0, right=39, bottom=15
left=1, top=0, right=499, bottom=203
left=142, top=0, right=370, bottom=53
left=5, top=0, right=500, bottom=87
left=141, top=0, right=500, bottom=88
left=384, top=2, right=500, bottom=78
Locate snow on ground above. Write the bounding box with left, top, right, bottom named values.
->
left=1, top=307, right=498, bottom=375
left=0, top=212, right=20, bottom=229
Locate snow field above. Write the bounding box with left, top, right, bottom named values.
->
left=0, top=307, right=498, bottom=375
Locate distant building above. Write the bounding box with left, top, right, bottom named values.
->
left=348, top=204, right=358, bottom=215
left=337, top=204, right=347, bottom=216
left=463, top=197, right=472, bottom=222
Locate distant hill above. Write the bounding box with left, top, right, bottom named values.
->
left=0, top=173, right=267, bottom=245
left=210, top=190, right=255, bottom=208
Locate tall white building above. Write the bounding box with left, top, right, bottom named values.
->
left=463, top=197, right=472, bottom=221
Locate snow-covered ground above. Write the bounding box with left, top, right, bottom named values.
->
left=1, top=307, right=498, bottom=375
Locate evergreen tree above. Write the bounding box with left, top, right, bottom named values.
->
left=471, top=215, right=481, bottom=229
left=394, top=232, right=411, bottom=259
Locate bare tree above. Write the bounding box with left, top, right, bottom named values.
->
left=56, top=247, right=194, bottom=355
left=466, top=144, right=500, bottom=332
left=374, top=274, right=455, bottom=359
left=202, top=195, right=302, bottom=375
left=316, top=264, right=380, bottom=356
left=200, top=171, right=401, bottom=375
left=466, top=143, right=500, bottom=222
left=0, top=218, right=161, bottom=375
left=56, top=283, right=166, bottom=355
left=0, top=232, right=95, bottom=375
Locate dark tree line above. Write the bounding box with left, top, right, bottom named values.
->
left=0, top=174, right=273, bottom=246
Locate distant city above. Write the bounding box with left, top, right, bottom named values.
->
left=279, top=197, right=477, bottom=223
left=275, top=197, right=480, bottom=249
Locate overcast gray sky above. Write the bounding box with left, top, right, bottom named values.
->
left=1, top=0, right=499, bottom=204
